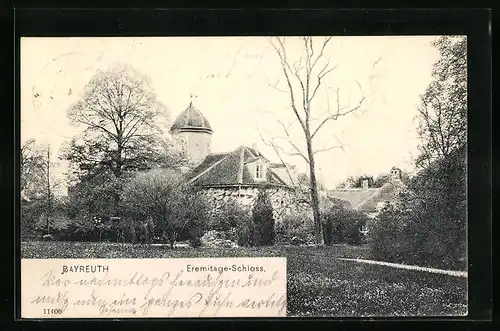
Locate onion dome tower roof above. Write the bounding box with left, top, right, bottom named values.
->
left=170, top=102, right=213, bottom=134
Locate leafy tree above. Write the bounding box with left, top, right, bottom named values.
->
left=367, top=146, right=466, bottom=269
left=252, top=189, right=275, bottom=246
left=416, top=36, right=466, bottom=168
left=373, top=171, right=410, bottom=187
left=20, top=139, right=46, bottom=239
left=20, top=139, right=46, bottom=198
left=367, top=35, right=468, bottom=269
left=20, top=141, right=61, bottom=237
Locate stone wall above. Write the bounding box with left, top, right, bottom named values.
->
left=199, top=186, right=312, bottom=223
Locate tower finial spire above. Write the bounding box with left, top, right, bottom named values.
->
left=189, top=93, right=197, bottom=106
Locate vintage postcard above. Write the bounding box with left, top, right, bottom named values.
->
left=20, top=36, right=467, bottom=318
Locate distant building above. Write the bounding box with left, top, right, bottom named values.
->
left=327, top=167, right=406, bottom=220
left=170, top=102, right=311, bottom=220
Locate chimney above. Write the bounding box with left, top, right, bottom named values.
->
left=362, top=179, right=369, bottom=190
left=179, top=166, right=190, bottom=175
left=390, top=167, right=402, bottom=181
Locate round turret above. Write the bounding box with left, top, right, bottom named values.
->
left=170, top=102, right=213, bottom=165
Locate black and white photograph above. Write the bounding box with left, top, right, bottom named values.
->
left=20, top=36, right=467, bottom=317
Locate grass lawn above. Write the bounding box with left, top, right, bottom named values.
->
left=21, top=241, right=467, bottom=317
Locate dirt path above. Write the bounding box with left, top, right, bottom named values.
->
left=338, top=258, right=467, bottom=278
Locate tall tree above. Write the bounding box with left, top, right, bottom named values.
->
left=20, top=140, right=59, bottom=235
left=20, top=139, right=46, bottom=198
left=62, top=64, right=185, bottom=212
left=44, top=146, right=53, bottom=235
left=267, top=37, right=367, bottom=245
left=20, top=139, right=46, bottom=237
left=416, top=36, right=467, bottom=168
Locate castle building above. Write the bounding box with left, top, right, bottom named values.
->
left=170, top=102, right=309, bottom=220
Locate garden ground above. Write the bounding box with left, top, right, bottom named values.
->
left=21, top=241, right=467, bottom=317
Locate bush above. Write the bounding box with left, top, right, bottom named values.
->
left=366, top=203, right=412, bottom=262
left=164, top=187, right=210, bottom=247
left=208, top=199, right=253, bottom=246
left=20, top=199, right=45, bottom=241
left=235, top=215, right=255, bottom=247
left=322, top=206, right=369, bottom=246
left=252, top=189, right=275, bottom=246
left=275, top=210, right=315, bottom=245
left=122, top=169, right=210, bottom=247
left=209, top=199, right=248, bottom=234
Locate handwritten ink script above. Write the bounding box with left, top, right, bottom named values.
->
left=21, top=258, right=287, bottom=318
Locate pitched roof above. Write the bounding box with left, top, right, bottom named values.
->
left=356, top=180, right=405, bottom=212
left=328, top=188, right=379, bottom=210
left=327, top=197, right=355, bottom=210
left=328, top=179, right=405, bottom=212
left=183, top=153, right=228, bottom=182
left=185, top=146, right=288, bottom=187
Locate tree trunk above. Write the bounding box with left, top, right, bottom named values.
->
left=113, top=144, right=123, bottom=216
left=305, top=134, right=324, bottom=246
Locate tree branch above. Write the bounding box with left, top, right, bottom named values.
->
left=309, top=62, right=338, bottom=103
left=311, top=87, right=366, bottom=140
left=270, top=37, right=307, bottom=132
left=258, top=133, right=296, bottom=185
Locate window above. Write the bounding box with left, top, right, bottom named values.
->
left=255, top=164, right=264, bottom=179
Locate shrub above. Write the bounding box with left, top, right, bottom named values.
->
left=209, top=199, right=248, bottom=233
left=164, top=187, right=210, bottom=247
left=20, top=199, right=45, bottom=241
left=235, top=214, right=255, bottom=247
left=208, top=199, right=252, bottom=246
left=122, top=169, right=210, bottom=247
left=275, top=210, right=315, bottom=245
left=366, top=203, right=412, bottom=262
left=322, top=206, right=369, bottom=246
left=252, top=189, right=275, bottom=246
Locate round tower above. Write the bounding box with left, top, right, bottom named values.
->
left=170, top=102, right=213, bottom=165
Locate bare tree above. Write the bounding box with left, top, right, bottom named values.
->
left=62, top=64, right=186, bottom=213
left=63, top=64, right=169, bottom=176
left=266, top=37, right=367, bottom=245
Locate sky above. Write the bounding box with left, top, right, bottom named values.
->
left=21, top=36, right=442, bottom=192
